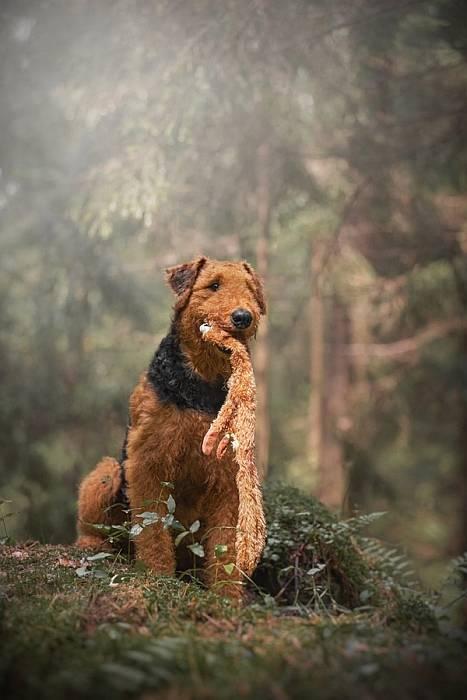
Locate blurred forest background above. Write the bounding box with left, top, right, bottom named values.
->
left=0, top=0, right=466, bottom=586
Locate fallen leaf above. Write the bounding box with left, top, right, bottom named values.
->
left=57, top=556, right=79, bottom=568
left=11, top=550, right=29, bottom=560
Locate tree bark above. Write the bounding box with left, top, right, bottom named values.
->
left=318, top=295, right=350, bottom=511
left=344, top=286, right=372, bottom=515
left=451, top=258, right=467, bottom=560
left=255, top=143, right=271, bottom=479
left=308, top=241, right=325, bottom=471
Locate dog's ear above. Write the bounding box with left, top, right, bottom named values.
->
left=243, top=261, right=266, bottom=315
left=166, top=256, right=207, bottom=311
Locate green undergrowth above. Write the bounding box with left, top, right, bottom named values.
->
left=0, top=484, right=466, bottom=700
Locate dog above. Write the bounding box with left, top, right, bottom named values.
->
left=76, top=256, right=266, bottom=597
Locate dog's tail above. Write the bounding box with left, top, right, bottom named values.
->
left=76, top=457, right=124, bottom=549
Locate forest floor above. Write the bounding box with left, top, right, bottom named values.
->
left=1, top=542, right=466, bottom=700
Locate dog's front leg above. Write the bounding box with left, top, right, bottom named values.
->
left=133, top=520, right=176, bottom=575
left=203, top=482, right=242, bottom=600
left=127, top=478, right=176, bottom=576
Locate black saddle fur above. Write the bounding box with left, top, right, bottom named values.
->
left=147, top=324, right=227, bottom=415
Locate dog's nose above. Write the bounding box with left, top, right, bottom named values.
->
left=231, top=308, right=253, bottom=329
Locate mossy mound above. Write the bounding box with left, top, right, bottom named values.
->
left=255, top=483, right=437, bottom=629
left=0, top=483, right=465, bottom=700
left=255, top=483, right=371, bottom=609
left=0, top=541, right=465, bottom=700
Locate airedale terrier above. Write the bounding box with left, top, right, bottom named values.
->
left=76, top=256, right=266, bottom=596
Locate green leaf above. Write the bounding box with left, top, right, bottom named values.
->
left=170, top=518, right=185, bottom=531
left=187, top=543, right=205, bottom=558
left=214, top=544, right=228, bottom=558
left=307, top=563, right=326, bottom=576
left=93, top=569, right=109, bottom=579
left=86, top=552, right=112, bottom=562
left=167, top=495, right=176, bottom=514
left=137, top=511, right=159, bottom=520
left=137, top=512, right=159, bottom=526
left=75, top=566, right=90, bottom=577
left=189, top=519, right=200, bottom=533
left=174, top=530, right=190, bottom=546
left=130, top=523, right=143, bottom=538
left=162, top=514, right=174, bottom=529
left=223, top=562, right=235, bottom=575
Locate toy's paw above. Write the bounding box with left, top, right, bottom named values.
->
left=202, top=428, right=239, bottom=459
left=215, top=433, right=231, bottom=459
left=202, top=425, right=219, bottom=456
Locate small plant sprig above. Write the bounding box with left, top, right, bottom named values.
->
left=75, top=551, right=114, bottom=579
left=128, top=482, right=206, bottom=562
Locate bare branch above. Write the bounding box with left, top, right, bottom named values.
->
left=347, top=318, right=467, bottom=360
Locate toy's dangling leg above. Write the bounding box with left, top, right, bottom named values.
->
left=199, top=322, right=266, bottom=578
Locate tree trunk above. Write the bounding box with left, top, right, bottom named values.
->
left=460, top=327, right=467, bottom=556
left=452, top=257, right=467, bottom=562
left=318, top=295, right=350, bottom=511
left=451, top=256, right=467, bottom=622
left=349, top=291, right=371, bottom=406
left=344, top=286, right=372, bottom=514
left=308, top=241, right=325, bottom=471
left=255, top=143, right=271, bottom=479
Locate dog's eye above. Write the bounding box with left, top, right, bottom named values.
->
left=208, top=282, right=220, bottom=291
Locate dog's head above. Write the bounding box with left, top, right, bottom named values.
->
left=166, top=256, right=266, bottom=343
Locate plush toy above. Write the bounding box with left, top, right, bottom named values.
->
left=200, top=322, right=266, bottom=577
